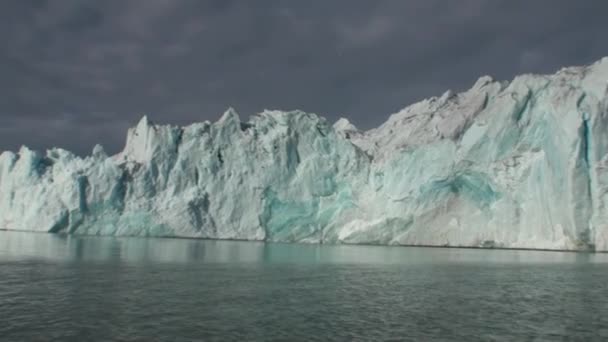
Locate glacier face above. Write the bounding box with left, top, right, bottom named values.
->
left=2, top=58, right=608, bottom=251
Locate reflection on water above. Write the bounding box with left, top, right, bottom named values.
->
left=1, top=231, right=608, bottom=341
left=1, top=230, right=606, bottom=265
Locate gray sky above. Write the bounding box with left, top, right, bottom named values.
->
left=2, top=0, right=608, bottom=155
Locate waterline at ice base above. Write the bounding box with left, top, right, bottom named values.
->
left=2, top=58, right=608, bottom=251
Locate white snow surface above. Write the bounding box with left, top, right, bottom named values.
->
left=2, top=58, right=608, bottom=251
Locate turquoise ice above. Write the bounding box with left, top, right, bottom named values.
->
left=2, top=58, right=608, bottom=251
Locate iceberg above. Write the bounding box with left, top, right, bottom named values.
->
left=2, top=58, right=608, bottom=251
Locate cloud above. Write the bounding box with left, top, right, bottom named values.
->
left=1, top=0, right=608, bottom=155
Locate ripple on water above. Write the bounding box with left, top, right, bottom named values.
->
left=1, top=231, right=608, bottom=341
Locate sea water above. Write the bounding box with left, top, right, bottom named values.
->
left=1, top=231, right=608, bottom=341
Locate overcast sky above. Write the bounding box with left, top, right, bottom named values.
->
left=2, top=0, right=608, bottom=155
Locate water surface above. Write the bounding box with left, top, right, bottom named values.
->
left=1, top=231, right=608, bottom=341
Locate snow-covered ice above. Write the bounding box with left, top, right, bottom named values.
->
left=2, top=58, right=608, bottom=251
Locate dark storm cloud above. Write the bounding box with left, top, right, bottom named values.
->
left=1, top=0, right=608, bottom=154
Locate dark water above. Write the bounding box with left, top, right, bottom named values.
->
left=1, top=231, right=608, bottom=341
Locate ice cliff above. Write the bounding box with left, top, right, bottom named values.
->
left=2, top=58, right=608, bottom=251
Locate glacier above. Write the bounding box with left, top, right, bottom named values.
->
left=2, top=58, right=608, bottom=251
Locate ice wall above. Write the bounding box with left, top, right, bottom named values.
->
left=2, top=58, right=608, bottom=251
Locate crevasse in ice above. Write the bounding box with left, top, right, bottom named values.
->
left=2, top=58, right=608, bottom=251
